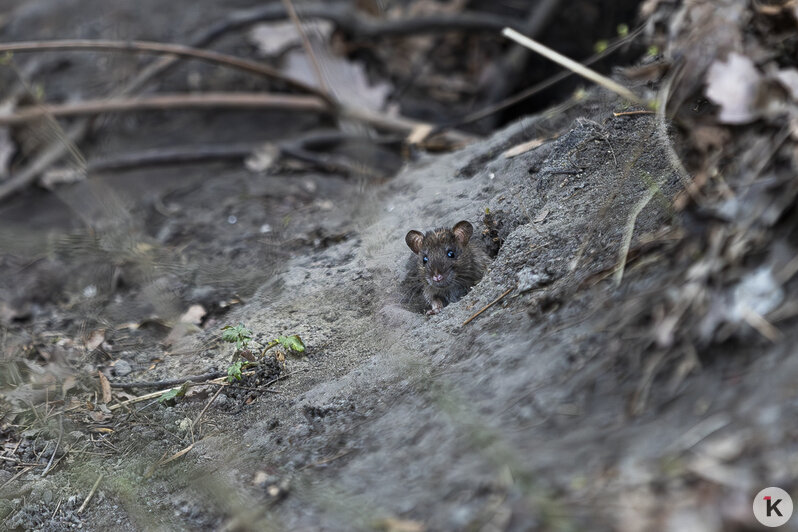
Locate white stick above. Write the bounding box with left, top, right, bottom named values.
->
left=502, top=27, right=645, bottom=106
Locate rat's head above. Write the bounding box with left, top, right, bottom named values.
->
left=405, top=221, right=474, bottom=288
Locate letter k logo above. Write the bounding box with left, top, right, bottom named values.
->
left=764, top=496, right=783, bottom=517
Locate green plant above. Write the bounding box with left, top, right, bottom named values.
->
left=221, top=324, right=253, bottom=350
left=227, top=360, right=246, bottom=382
left=159, top=382, right=190, bottom=404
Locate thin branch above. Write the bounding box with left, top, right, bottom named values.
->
left=441, top=24, right=646, bottom=130
left=613, top=185, right=657, bottom=286
left=0, top=40, right=328, bottom=101
left=502, top=27, right=647, bottom=106
left=77, top=473, right=103, bottom=513
left=41, top=414, right=63, bottom=477
left=87, top=143, right=259, bottom=171
left=210, top=2, right=523, bottom=40
left=281, top=0, right=330, bottom=95
left=109, top=370, right=231, bottom=390
left=0, top=14, right=258, bottom=203
left=0, top=92, right=329, bottom=125
left=86, top=131, right=401, bottom=175
left=461, top=287, right=514, bottom=327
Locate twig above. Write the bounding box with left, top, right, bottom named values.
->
left=0, top=466, right=33, bottom=490
left=461, top=287, right=514, bottom=327
left=87, top=143, right=259, bottom=171
left=447, top=25, right=645, bottom=130
left=281, top=0, right=330, bottom=96
left=223, top=383, right=282, bottom=393
left=86, top=131, right=401, bottom=174
left=478, top=0, right=560, bottom=123
left=0, top=93, right=329, bottom=125
left=110, top=369, right=244, bottom=390
left=741, top=306, right=783, bottom=342
left=41, top=414, right=63, bottom=477
left=107, top=386, right=190, bottom=411
left=51, top=498, right=62, bottom=519
left=206, top=3, right=523, bottom=40
left=613, top=185, right=657, bottom=286
left=299, top=449, right=352, bottom=470
left=160, top=444, right=195, bottom=467
left=0, top=40, right=327, bottom=101
left=192, top=384, right=225, bottom=436
left=0, top=8, right=335, bottom=203
left=502, top=28, right=646, bottom=106
left=77, top=473, right=103, bottom=513
left=109, top=369, right=292, bottom=410
left=613, top=110, right=655, bottom=117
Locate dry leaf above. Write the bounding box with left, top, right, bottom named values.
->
left=179, top=304, right=206, bottom=325
left=246, top=143, right=280, bottom=173
left=84, top=329, right=105, bottom=352
left=40, top=167, right=86, bottom=188
left=283, top=39, right=391, bottom=112
left=89, top=410, right=113, bottom=423
left=534, top=209, right=550, bottom=223
left=407, top=124, right=433, bottom=146
left=705, top=52, right=761, bottom=124
left=97, top=370, right=111, bottom=404
left=775, top=68, right=798, bottom=101
left=503, top=138, right=544, bottom=158
left=248, top=20, right=333, bottom=57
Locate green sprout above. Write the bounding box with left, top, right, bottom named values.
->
left=221, top=324, right=253, bottom=351
left=227, top=360, right=246, bottom=382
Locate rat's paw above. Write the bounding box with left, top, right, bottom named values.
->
left=425, top=308, right=440, bottom=316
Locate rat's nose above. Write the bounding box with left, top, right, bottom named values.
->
left=432, top=273, right=443, bottom=283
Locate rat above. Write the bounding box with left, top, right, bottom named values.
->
left=405, top=220, right=490, bottom=315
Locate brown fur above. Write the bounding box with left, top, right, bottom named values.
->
left=405, top=221, right=489, bottom=314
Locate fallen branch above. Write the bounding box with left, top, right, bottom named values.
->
left=0, top=92, right=329, bottom=125
left=87, top=143, right=259, bottom=171
left=85, top=131, right=402, bottom=175
left=0, top=5, right=490, bottom=202
left=109, top=369, right=231, bottom=389
left=108, top=369, right=294, bottom=411
left=0, top=14, right=262, bottom=203
left=0, top=40, right=327, bottom=101
left=213, top=2, right=523, bottom=40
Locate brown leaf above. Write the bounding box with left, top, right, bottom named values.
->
left=89, top=410, right=113, bottom=423
left=97, top=371, right=111, bottom=404
left=84, top=329, right=106, bottom=352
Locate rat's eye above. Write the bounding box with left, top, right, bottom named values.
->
left=423, top=255, right=428, bottom=263
left=447, top=250, right=456, bottom=258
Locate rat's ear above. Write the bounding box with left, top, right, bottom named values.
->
left=405, top=230, right=424, bottom=253
left=452, top=221, right=473, bottom=246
